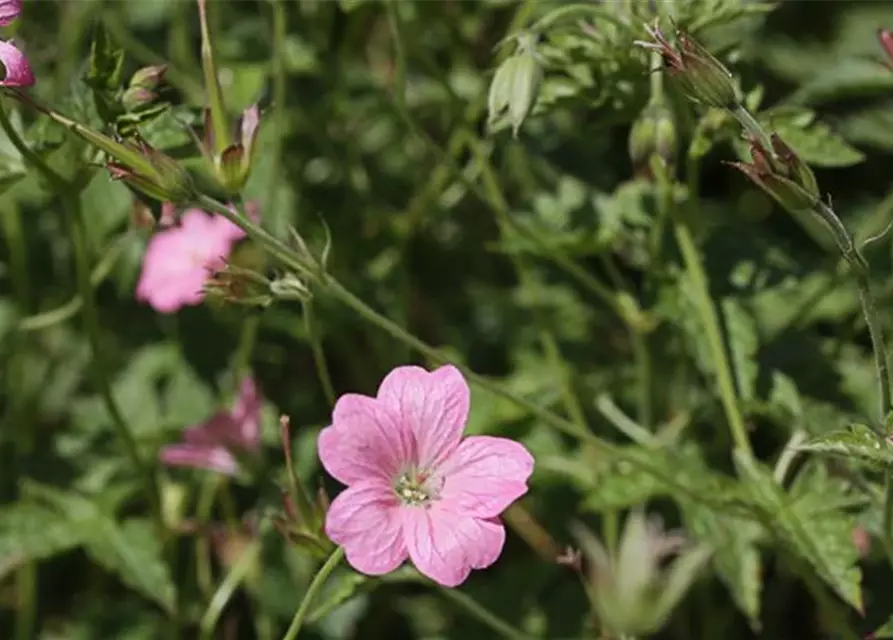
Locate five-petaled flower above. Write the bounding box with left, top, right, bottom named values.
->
left=318, top=365, right=535, bottom=587
left=160, top=377, right=262, bottom=475
left=136, top=207, right=245, bottom=313
left=0, top=0, right=34, bottom=87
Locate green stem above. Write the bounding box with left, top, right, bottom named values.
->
left=0, top=101, right=163, bottom=518
left=677, top=155, right=752, bottom=458
left=437, top=587, right=533, bottom=640
left=281, top=547, right=345, bottom=640
left=192, top=194, right=736, bottom=509
left=199, top=540, right=262, bottom=640
left=231, top=314, right=260, bottom=380
left=303, top=301, right=336, bottom=407
left=384, top=0, right=407, bottom=112
left=14, top=563, right=36, bottom=640
left=731, top=105, right=772, bottom=150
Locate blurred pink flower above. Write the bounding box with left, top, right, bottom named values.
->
left=0, top=1, right=33, bottom=88
left=160, top=377, right=262, bottom=475
left=136, top=208, right=245, bottom=313
left=0, top=0, right=22, bottom=26
left=319, top=365, right=534, bottom=587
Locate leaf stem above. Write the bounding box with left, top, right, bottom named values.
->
left=677, top=155, right=752, bottom=458
left=437, top=586, right=534, bottom=640
left=303, top=301, right=336, bottom=407
left=199, top=540, right=262, bottom=640
left=281, top=547, right=345, bottom=640
left=0, top=101, right=162, bottom=519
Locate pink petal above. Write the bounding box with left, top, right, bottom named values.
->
left=0, top=40, right=34, bottom=87
left=377, top=365, right=469, bottom=470
left=0, top=0, right=22, bottom=27
left=325, top=479, right=408, bottom=576
left=160, top=444, right=237, bottom=475
left=230, top=377, right=261, bottom=450
left=319, top=394, right=414, bottom=485
left=402, top=506, right=506, bottom=587
left=438, top=436, right=534, bottom=519
left=240, top=104, right=261, bottom=149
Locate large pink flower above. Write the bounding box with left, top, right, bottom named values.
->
left=136, top=208, right=245, bottom=313
left=0, top=0, right=33, bottom=88
left=318, top=365, right=535, bottom=587
left=160, top=377, right=262, bottom=475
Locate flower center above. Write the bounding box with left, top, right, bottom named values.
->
left=393, top=468, right=441, bottom=507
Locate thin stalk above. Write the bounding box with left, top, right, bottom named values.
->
left=281, top=547, right=345, bottom=640
left=0, top=101, right=162, bottom=518
left=731, top=105, right=772, bottom=151
left=231, top=314, right=260, bottom=380
left=674, top=221, right=751, bottom=456
left=303, top=301, right=336, bottom=407
left=14, top=563, right=35, bottom=640
left=199, top=540, right=262, bottom=640
left=437, top=586, right=533, bottom=640
left=192, top=195, right=737, bottom=509
left=384, top=0, right=407, bottom=112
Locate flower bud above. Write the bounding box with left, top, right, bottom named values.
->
left=728, top=133, right=821, bottom=214
left=121, top=86, right=158, bottom=111
left=880, top=29, right=893, bottom=69
left=269, top=273, right=312, bottom=303
left=572, top=512, right=711, bottom=637
left=636, top=22, right=739, bottom=109
left=629, top=103, right=677, bottom=177
left=204, top=264, right=274, bottom=308
left=487, top=32, right=542, bottom=137
left=129, top=64, right=167, bottom=91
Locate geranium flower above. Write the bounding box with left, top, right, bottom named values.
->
left=160, top=377, right=262, bottom=475
left=136, top=208, right=245, bottom=313
left=0, top=0, right=34, bottom=88
left=318, top=365, right=535, bottom=587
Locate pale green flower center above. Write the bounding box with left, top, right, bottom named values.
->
left=394, top=469, right=440, bottom=507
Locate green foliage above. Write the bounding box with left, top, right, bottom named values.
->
left=5, top=0, right=893, bottom=638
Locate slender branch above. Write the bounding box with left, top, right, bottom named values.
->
left=303, top=301, right=336, bottom=407
left=281, top=547, right=345, bottom=640
left=0, top=101, right=162, bottom=518
left=437, top=586, right=534, bottom=640
left=677, top=154, right=752, bottom=458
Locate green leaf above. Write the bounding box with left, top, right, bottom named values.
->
left=721, top=298, right=759, bottom=404
left=757, top=107, right=864, bottom=167
left=798, top=424, right=893, bottom=466
left=682, top=501, right=763, bottom=626
left=872, top=615, right=893, bottom=639
left=84, top=519, right=176, bottom=613
left=733, top=453, right=863, bottom=611
left=22, top=483, right=175, bottom=612
left=84, top=22, right=126, bottom=124
left=0, top=503, right=84, bottom=577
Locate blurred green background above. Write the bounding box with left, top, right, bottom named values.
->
left=6, top=0, right=893, bottom=638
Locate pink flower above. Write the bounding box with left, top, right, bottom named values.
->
left=0, top=1, right=34, bottom=88
left=160, top=377, right=262, bottom=475
left=136, top=208, right=245, bottom=313
left=318, top=365, right=535, bottom=587
left=0, top=0, right=22, bottom=26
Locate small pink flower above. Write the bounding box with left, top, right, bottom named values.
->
left=318, top=365, right=535, bottom=587
left=160, top=377, right=262, bottom=475
left=0, top=0, right=22, bottom=26
left=136, top=208, right=245, bottom=313
left=0, top=1, right=33, bottom=88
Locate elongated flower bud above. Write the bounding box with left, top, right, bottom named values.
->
left=487, top=33, right=542, bottom=137
left=636, top=22, right=739, bottom=109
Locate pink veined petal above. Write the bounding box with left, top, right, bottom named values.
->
left=0, top=40, right=35, bottom=88
left=0, top=0, right=22, bottom=26
left=319, top=394, right=414, bottom=485
left=159, top=444, right=238, bottom=475
left=402, top=506, right=506, bottom=587
left=438, top=436, right=534, bottom=519
left=325, top=479, right=408, bottom=576
left=377, top=365, right=469, bottom=470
